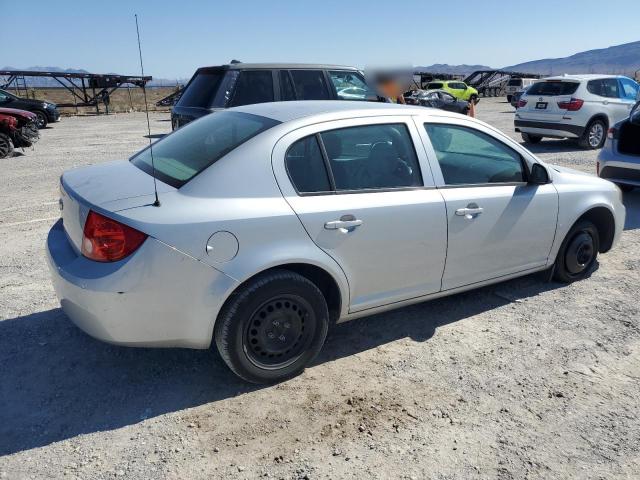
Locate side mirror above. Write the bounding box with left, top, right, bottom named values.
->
left=529, top=163, right=550, bottom=185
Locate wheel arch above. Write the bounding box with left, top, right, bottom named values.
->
left=587, top=113, right=609, bottom=131
left=575, top=206, right=616, bottom=253
left=214, top=261, right=346, bottom=343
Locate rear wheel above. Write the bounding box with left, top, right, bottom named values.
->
left=578, top=119, right=606, bottom=149
left=553, top=220, right=599, bottom=283
left=0, top=133, right=14, bottom=158
left=522, top=133, right=543, bottom=144
left=34, top=110, right=48, bottom=129
left=214, top=270, right=329, bottom=384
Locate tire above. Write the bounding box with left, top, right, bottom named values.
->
left=522, top=133, right=543, bottom=144
left=578, top=119, right=606, bottom=149
left=553, top=220, right=600, bottom=283
left=34, top=110, right=48, bottom=129
left=214, top=269, right=329, bottom=384
left=0, top=132, right=14, bottom=159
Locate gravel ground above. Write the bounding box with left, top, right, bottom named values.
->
left=1, top=100, right=639, bottom=479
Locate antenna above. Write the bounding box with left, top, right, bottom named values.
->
left=135, top=14, right=160, bottom=207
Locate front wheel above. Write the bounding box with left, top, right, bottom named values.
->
left=522, top=133, right=543, bottom=144
left=214, top=270, right=329, bottom=383
left=553, top=220, right=599, bottom=283
left=34, top=110, right=48, bottom=129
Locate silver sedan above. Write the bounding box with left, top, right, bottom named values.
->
left=47, top=101, right=625, bottom=383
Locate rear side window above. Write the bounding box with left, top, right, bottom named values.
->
left=228, top=70, right=274, bottom=107
left=527, top=81, right=579, bottom=96
left=289, top=70, right=330, bottom=100
left=321, top=124, right=422, bottom=191
left=279, top=71, right=296, bottom=101
left=285, top=136, right=331, bottom=193
left=131, top=111, right=280, bottom=188
left=427, top=82, right=444, bottom=89
left=587, top=78, right=619, bottom=98
left=329, top=71, right=371, bottom=101
left=176, top=71, right=224, bottom=108
left=425, top=124, right=524, bottom=185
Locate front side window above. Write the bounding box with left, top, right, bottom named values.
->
left=321, top=124, right=422, bottom=190
left=619, top=78, right=639, bottom=100
left=425, top=124, right=525, bottom=185
left=285, top=136, right=331, bottom=193
left=449, top=82, right=466, bottom=90
left=131, top=111, right=280, bottom=188
left=329, top=71, right=372, bottom=101
left=289, top=70, right=330, bottom=100
left=228, top=70, right=274, bottom=107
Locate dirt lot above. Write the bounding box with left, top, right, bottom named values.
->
left=1, top=99, right=639, bottom=479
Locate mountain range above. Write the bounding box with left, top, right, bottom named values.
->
left=3, top=40, right=640, bottom=87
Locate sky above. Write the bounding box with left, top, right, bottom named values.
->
left=2, top=0, right=639, bottom=80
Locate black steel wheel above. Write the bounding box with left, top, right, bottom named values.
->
left=553, top=220, right=599, bottom=283
left=244, top=294, right=316, bottom=369
left=0, top=133, right=14, bottom=159
left=34, top=110, right=48, bottom=129
left=215, top=269, right=330, bottom=383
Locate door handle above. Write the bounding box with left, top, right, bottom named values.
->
left=324, top=215, right=363, bottom=232
left=455, top=206, right=483, bottom=217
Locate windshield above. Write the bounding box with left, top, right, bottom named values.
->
left=527, top=81, right=579, bottom=96
left=131, top=111, right=280, bottom=188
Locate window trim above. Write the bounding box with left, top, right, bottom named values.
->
left=423, top=122, right=531, bottom=187
left=284, top=122, right=426, bottom=196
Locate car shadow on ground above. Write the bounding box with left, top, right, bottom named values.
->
left=0, top=273, right=564, bottom=456
left=623, top=190, right=640, bottom=230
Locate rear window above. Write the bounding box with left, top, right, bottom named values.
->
left=176, top=70, right=224, bottom=108
left=527, top=81, right=579, bottom=96
left=427, top=82, right=444, bottom=89
left=131, top=111, right=280, bottom=188
left=508, top=79, right=523, bottom=86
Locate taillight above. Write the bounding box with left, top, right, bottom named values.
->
left=517, top=99, right=527, bottom=108
left=557, top=98, right=584, bottom=111
left=607, top=127, right=618, bottom=140
left=81, top=210, right=147, bottom=262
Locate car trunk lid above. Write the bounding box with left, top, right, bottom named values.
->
left=59, top=160, right=175, bottom=252
left=517, top=80, right=580, bottom=122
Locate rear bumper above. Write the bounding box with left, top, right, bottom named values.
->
left=46, top=219, right=238, bottom=348
left=515, top=119, right=584, bottom=138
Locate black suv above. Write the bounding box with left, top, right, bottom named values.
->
left=0, top=89, right=60, bottom=128
left=171, top=63, right=376, bottom=129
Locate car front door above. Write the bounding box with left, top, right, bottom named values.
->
left=618, top=77, right=640, bottom=118
left=272, top=116, right=448, bottom=312
left=417, top=118, right=558, bottom=290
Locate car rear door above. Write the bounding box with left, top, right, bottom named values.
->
left=272, top=116, right=448, bottom=312
left=417, top=117, right=558, bottom=290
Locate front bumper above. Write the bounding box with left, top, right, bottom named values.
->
left=46, top=219, right=238, bottom=348
left=47, top=108, right=61, bottom=122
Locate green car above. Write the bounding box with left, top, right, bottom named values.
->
left=426, top=80, right=479, bottom=103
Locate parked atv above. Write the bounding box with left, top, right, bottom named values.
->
left=0, top=107, right=40, bottom=158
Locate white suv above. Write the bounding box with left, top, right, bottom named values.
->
left=515, top=75, right=640, bottom=149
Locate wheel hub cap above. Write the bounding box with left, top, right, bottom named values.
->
left=589, top=124, right=603, bottom=147
left=565, top=232, right=594, bottom=274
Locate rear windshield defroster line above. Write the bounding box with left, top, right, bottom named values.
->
left=130, top=111, right=280, bottom=188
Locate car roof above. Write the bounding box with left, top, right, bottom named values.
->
left=197, top=63, right=360, bottom=71
left=541, top=74, right=624, bottom=81
left=230, top=100, right=446, bottom=123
